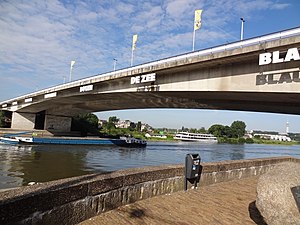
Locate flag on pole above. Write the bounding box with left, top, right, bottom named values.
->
left=194, top=10, right=203, bottom=31
left=132, top=34, right=138, bottom=50
left=70, top=60, right=76, bottom=69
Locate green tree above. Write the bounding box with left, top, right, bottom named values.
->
left=181, top=126, right=188, bottom=132
left=198, top=127, right=206, bottom=133
left=102, top=116, right=119, bottom=131
left=230, top=121, right=246, bottom=138
left=223, top=126, right=233, bottom=138
left=72, top=113, right=99, bottom=136
left=208, top=124, right=225, bottom=137
left=128, top=122, right=136, bottom=131
left=108, top=116, right=119, bottom=124
left=189, top=128, right=197, bottom=133
left=0, top=110, right=5, bottom=128
left=84, top=113, right=99, bottom=128
left=106, top=122, right=115, bottom=130
left=136, top=121, right=142, bottom=131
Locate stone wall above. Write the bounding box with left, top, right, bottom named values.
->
left=44, top=115, right=72, bottom=132
left=0, top=156, right=298, bottom=225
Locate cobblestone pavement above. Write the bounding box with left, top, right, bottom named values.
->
left=79, top=176, right=266, bottom=225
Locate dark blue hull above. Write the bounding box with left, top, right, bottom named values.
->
left=18, top=137, right=146, bottom=147
left=23, top=137, right=124, bottom=145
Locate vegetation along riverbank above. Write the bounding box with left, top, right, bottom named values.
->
left=69, top=114, right=300, bottom=145
left=1, top=111, right=299, bottom=145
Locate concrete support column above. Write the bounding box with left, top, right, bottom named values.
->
left=11, top=112, right=36, bottom=130
left=44, top=115, right=72, bottom=132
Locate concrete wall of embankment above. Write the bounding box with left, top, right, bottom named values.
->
left=0, top=156, right=299, bottom=225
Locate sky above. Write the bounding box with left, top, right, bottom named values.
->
left=1, top=0, right=300, bottom=133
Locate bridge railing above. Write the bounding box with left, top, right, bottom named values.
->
left=2, top=26, right=300, bottom=107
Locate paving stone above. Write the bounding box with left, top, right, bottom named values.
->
left=78, top=176, right=264, bottom=225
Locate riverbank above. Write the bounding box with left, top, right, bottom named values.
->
left=146, top=136, right=300, bottom=145
left=253, top=139, right=300, bottom=145
left=1, top=128, right=297, bottom=146
left=222, top=137, right=300, bottom=145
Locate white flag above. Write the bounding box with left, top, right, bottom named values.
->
left=194, top=10, right=203, bottom=31
left=70, top=60, right=76, bottom=69
left=132, top=34, right=138, bottom=51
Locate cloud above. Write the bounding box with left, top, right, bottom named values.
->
left=238, top=0, right=290, bottom=11
left=164, top=0, right=200, bottom=17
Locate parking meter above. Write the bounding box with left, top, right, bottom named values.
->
left=184, top=154, right=201, bottom=191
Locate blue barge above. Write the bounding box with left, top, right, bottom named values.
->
left=0, top=136, right=147, bottom=147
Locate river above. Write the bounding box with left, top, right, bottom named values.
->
left=0, top=142, right=299, bottom=190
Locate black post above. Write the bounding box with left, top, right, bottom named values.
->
left=184, top=155, right=188, bottom=191
left=184, top=153, right=201, bottom=191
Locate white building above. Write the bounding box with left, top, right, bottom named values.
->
left=141, top=124, right=153, bottom=132
left=115, top=120, right=131, bottom=129
left=254, top=133, right=292, bottom=142
left=145, top=133, right=167, bottom=139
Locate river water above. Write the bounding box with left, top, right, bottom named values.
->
left=0, top=142, right=299, bottom=190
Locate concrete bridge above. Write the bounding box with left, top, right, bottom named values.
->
left=1, top=27, right=300, bottom=132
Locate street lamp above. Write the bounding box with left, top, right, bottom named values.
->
left=113, top=58, right=117, bottom=71
left=240, top=18, right=245, bottom=40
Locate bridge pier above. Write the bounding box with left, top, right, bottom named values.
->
left=11, top=112, right=35, bottom=130
left=11, top=112, right=72, bottom=133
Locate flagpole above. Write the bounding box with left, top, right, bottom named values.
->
left=69, top=65, right=73, bottom=82
left=131, top=48, right=134, bottom=66
left=113, top=58, right=117, bottom=71
left=192, top=29, right=196, bottom=51
left=69, top=60, right=75, bottom=82
left=240, top=18, right=245, bottom=40
left=131, top=34, right=137, bottom=67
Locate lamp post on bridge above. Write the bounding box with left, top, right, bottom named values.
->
left=113, top=58, right=117, bottom=71
left=240, top=18, right=245, bottom=40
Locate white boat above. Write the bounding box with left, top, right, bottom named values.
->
left=174, top=132, right=218, bottom=142
left=120, top=136, right=147, bottom=147
left=0, top=136, right=20, bottom=144
left=0, top=131, right=32, bottom=144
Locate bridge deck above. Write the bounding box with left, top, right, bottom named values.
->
left=79, top=176, right=265, bottom=225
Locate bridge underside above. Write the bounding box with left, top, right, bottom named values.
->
left=16, top=91, right=300, bottom=116
left=9, top=89, right=300, bottom=133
